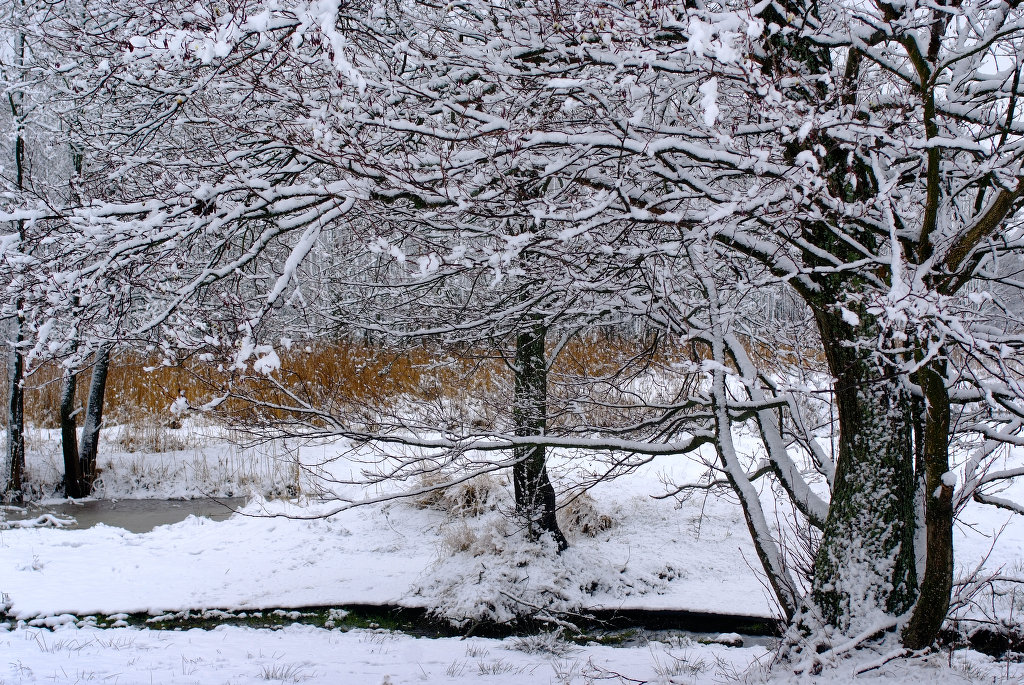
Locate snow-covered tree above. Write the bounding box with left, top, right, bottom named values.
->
left=0, top=0, right=77, bottom=499
left=12, top=0, right=696, bottom=545
left=492, top=0, right=1024, bottom=654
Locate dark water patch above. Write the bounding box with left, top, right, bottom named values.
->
left=10, top=604, right=780, bottom=649
left=940, top=624, right=1024, bottom=660
left=2, top=497, right=247, bottom=533
left=585, top=607, right=781, bottom=638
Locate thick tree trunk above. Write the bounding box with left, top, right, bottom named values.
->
left=902, top=356, right=953, bottom=648
left=512, top=323, right=567, bottom=550
left=811, top=308, right=918, bottom=634
left=78, top=346, right=111, bottom=489
left=5, top=318, right=26, bottom=501
left=60, top=366, right=85, bottom=498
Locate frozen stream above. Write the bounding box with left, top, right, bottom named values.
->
left=2, top=497, right=246, bottom=533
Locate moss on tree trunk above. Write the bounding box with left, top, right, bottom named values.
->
left=810, top=306, right=918, bottom=633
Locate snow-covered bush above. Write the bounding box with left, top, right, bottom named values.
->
left=414, top=507, right=670, bottom=628
left=947, top=564, right=1024, bottom=658
left=414, top=473, right=507, bottom=519
left=508, top=630, right=579, bottom=656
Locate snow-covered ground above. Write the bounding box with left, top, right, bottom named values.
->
left=5, top=621, right=1017, bottom=685
left=3, top=437, right=781, bottom=620
left=2, top=427, right=1023, bottom=683
left=3, top=623, right=759, bottom=685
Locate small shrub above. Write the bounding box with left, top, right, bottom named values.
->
left=440, top=521, right=478, bottom=555
left=651, top=649, right=709, bottom=680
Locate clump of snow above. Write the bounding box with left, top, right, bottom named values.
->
left=711, top=632, right=744, bottom=646
left=323, top=607, right=350, bottom=629
left=699, top=78, right=719, bottom=126
left=169, top=395, right=189, bottom=415
left=252, top=346, right=281, bottom=375
left=839, top=306, right=860, bottom=327
left=0, top=513, right=75, bottom=530
left=26, top=613, right=78, bottom=628
left=795, top=149, right=819, bottom=171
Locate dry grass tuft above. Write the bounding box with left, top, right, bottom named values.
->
left=557, top=491, right=614, bottom=538
left=438, top=511, right=511, bottom=557
left=415, top=472, right=507, bottom=518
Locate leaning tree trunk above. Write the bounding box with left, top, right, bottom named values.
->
left=59, top=365, right=84, bottom=498
left=810, top=306, right=918, bottom=634
left=511, top=322, right=567, bottom=550
left=5, top=316, right=26, bottom=501
left=78, top=346, right=111, bottom=490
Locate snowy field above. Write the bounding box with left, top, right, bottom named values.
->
left=2, top=427, right=1023, bottom=683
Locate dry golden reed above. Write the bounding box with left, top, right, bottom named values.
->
left=13, top=332, right=697, bottom=431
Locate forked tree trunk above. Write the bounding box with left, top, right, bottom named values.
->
left=512, top=322, right=567, bottom=550
left=810, top=307, right=918, bottom=633
left=78, top=346, right=111, bottom=489
left=60, top=366, right=84, bottom=498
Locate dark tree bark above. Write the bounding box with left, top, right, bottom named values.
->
left=78, top=345, right=111, bottom=488
left=809, top=304, right=919, bottom=633
left=4, top=26, right=27, bottom=502
left=512, top=322, right=567, bottom=550
left=753, top=0, right=927, bottom=642
left=59, top=141, right=89, bottom=498
left=60, top=365, right=85, bottom=498
left=5, top=319, right=26, bottom=501
left=902, top=355, right=953, bottom=648
left=808, top=312, right=955, bottom=646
